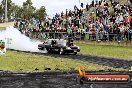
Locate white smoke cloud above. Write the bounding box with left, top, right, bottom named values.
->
left=0, top=27, right=45, bottom=53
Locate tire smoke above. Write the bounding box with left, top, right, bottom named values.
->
left=0, top=26, right=45, bottom=53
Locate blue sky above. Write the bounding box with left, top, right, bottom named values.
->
left=0, top=0, right=92, bottom=17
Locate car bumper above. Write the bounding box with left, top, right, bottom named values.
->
left=64, top=49, right=80, bottom=53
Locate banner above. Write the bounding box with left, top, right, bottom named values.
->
left=77, top=65, right=130, bottom=84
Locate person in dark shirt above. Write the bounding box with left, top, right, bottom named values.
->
left=68, top=10, right=72, bottom=17
left=66, top=9, right=68, bottom=18
left=86, top=3, right=89, bottom=11
left=92, top=0, right=95, bottom=7
left=99, top=1, right=101, bottom=6
left=79, top=9, right=83, bottom=19
left=127, top=24, right=132, bottom=41
left=61, top=11, right=64, bottom=18
left=116, top=26, right=121, bottom=41
left=52, top=17, right=55, bottom=25
left=112, top=15, right=116, bottom=23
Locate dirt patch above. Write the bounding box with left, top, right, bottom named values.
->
left=36, top=53, right=132, bottom=69
left=0, top=71, right=131, bottom=88
left=0, top=22, right=15, bottom=28
left=64, top=54, right=132, bottom=69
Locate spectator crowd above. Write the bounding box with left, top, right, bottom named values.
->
left=15, top=0, right=132, bottom=42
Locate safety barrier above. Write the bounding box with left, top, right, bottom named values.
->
left=27, top=32, right=132, bottom=42
left=36, top=32, right=132, bottom=41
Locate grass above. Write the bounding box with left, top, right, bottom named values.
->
left=76, top=42, right=132, bottom=60
left=0, top=50, right=126, bottom=73
left=0, top=27, right=6, bottom=30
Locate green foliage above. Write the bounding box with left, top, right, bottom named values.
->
left=10, top=3, right=21, bottom=18
left=23, top=0, right=32, bottom=6
left=76, top=42, right=132, bottom=60
left=21, top=0, right=35, bottom=20
left=0, top=4, right=3, bottom=15
left=35, top=6, right=47, bottom=20
left=0, top=0, right=47, bottom=21
left=0, top=0, right=12, bottom=20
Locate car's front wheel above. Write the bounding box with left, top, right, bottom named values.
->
left=46, top=48, right=52, bottom=53
left=38, top=47, right=44, bottom=50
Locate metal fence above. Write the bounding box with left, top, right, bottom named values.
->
left=28, top=32, right=132, bottom=42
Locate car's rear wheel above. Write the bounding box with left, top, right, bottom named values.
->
left=46, top=48, right=51, bottom=53
left=74, top=52, right=77, bottom=55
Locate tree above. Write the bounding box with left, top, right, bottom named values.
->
left=10, top=3, right=22, bottom=19
left=22, top=0, right=35, bottom=20
left=1, top=0, right=13, bottom=20
left=0, top=0, right=47, bottom=22
left=35, top=6, right=47, bottom=21
left=0, top=4, right=3, bottom=16
left=0, top=4, right=3, bottom=22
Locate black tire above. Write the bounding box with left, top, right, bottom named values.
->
left=46, top=48, right=50, bottom=53
left=42, top=47, right=45, bottom=50
left=39, top=47, right=44, bottom=50
left=74, top=52, right=77, bottom=55
left=46, top=48, right=49, bottom=51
